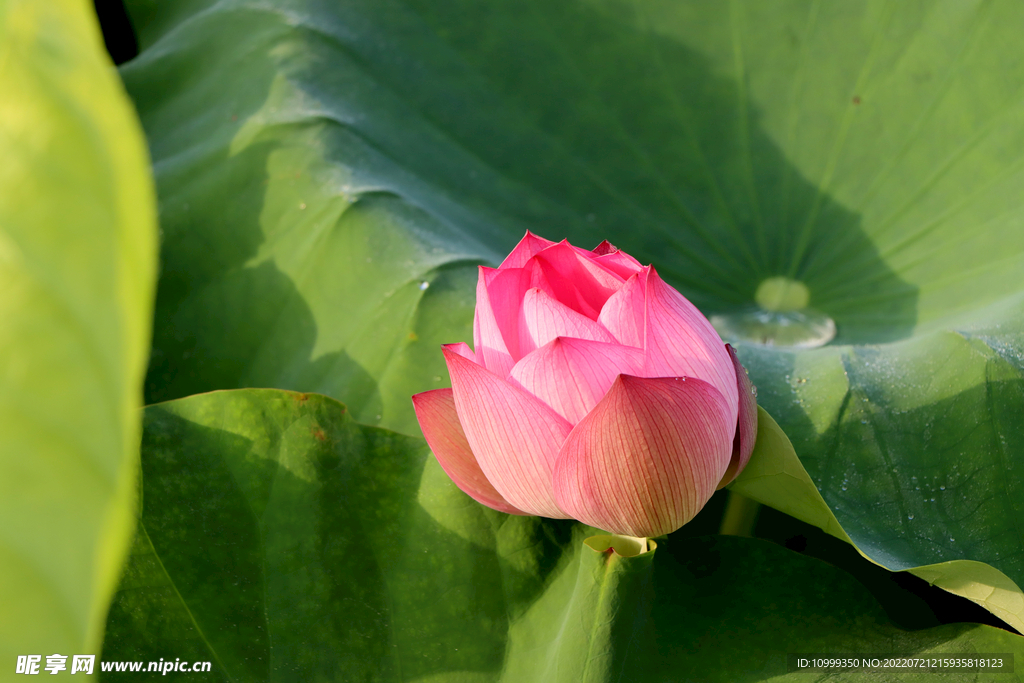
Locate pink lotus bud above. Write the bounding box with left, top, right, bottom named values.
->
left=412, top=232, right=757, bottom=537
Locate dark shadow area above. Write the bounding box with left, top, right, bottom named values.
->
left=664, top=477, right=1017, bottom=634
left=645, top=535, right=1011, bottom=681
left=93, top=0, right=137, bottom=65
left=668, top=464, right=1018, bottom=634
left=753, top=505, right=1016, bottom=634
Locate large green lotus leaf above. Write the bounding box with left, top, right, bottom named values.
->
left=103, top=389, right=1023, bottom=682
left=0, top=0, right=158, bottom=660
left=122, top=0, right=1024, bottom=625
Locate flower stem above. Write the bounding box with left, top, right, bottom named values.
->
left=719, top=490, right=760, bottom=537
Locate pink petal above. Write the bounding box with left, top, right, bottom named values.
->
left=591, top=240, right=618, bottom=256
left=530, top=242, right=624, bottom=318
left=482, top=266, right=534, bottom=361
left=553, top=375, right=733, bottom=537
left=593, top=250, right=644, bottom=279
left=446, top=341, right=477, bottom=363
left=643, top=267, right=738, bottom=426
left=509, top=338, right=645, bottom=425
left=412, top=389, right=526, bottom=515
left=597, top=269, right=647, bottom=348
left=444, top=346, right=573, bottom=518
left=519, top=287, right=616, bottom=357
left=473, top=266, right=515, bottom=376
left=499, top=231, right=557, bottom=269
left=717, top=345, right=759, bottom=489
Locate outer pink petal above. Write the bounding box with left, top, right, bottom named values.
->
left=531, top=242, right=623, bottom=318
left=717, top=344, right=759, bottom=489
left=444, top=346, right=573, bottom=519
left=519, top=287, right=616, bottom=357
left=499, top=231, right=557, bottom=268
left=553, top=375, right=733, bottom=537
left=597, top=269, right=647, bottom=348
left=412, top=389, right=526, bottom=515
left=643, top=266, right=738, bottom=426
left=473, top=266, right=515, bottom=376
left=446, top=341, right=477, bottom=363
left=509, top=338, right=645, bottom=425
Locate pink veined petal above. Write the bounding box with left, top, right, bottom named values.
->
left=593, top=250, right=644, bottom=279
left=519, top=287, right=616, bottom=357
left=643, top=266, right=738, bottom=426
left=717, top=344, right=759, bottom=489
left=553, top=375, right=734, bottom=538
left=500, top=231, right=558, bottom=269
left=519, top=249, right=554, bottom=293
left=481, top=266, right=533, bottom=362
left=412, top=389, right=526, bottom=515
left=530, top=241, right=624, bottom=318
left=509, top=337, right=645, bottom=425
left=473, top=266, right=515, bottom=376
left=443, top=346, right=573, bottom=519
left=446, top=341, right=477, bottom=363
left=591, top=240, right=618, bottom=256
left=597, top=268, right=648, bottom=348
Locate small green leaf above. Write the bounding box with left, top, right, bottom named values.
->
left=104, top=390, right=1023, bottom=681
left=0, top=0, right=157, bottom=659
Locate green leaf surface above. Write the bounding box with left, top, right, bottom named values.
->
left=732, top=406, right=1024, bottom=634
left=122, top=0, right=1024, bottom=623
left=0, top=0, right=158, bottom=662
left=103, top=389, right=1024, bottom=682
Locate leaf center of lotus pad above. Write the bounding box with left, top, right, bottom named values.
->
left=711, top=278, right=837, bottom=349
left=755, top=277, right=810, bottom=312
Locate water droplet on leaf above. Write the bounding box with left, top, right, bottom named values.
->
left=710, top=307, right=836, bottom=349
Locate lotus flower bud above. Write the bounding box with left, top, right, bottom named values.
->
left=412, top=232, right=757, bottom=537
